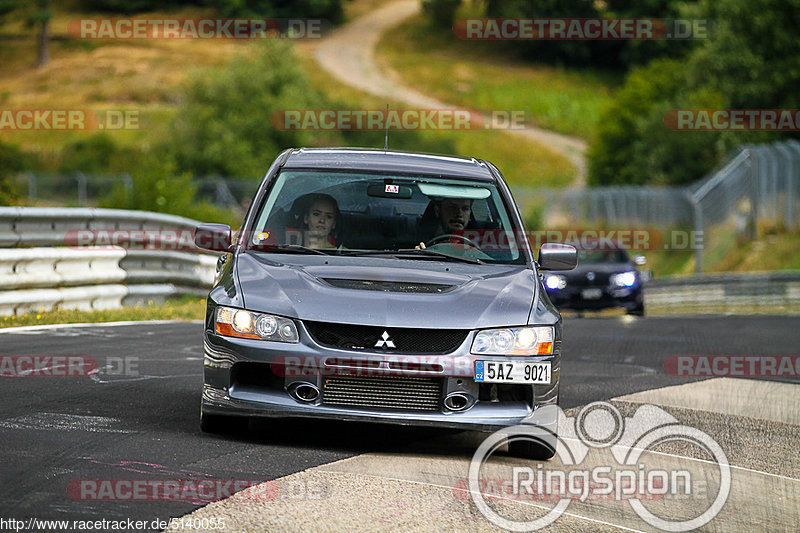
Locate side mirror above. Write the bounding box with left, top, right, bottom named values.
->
left=194, top=223, right=232, bottom=252
left=633, top=255, right=647, bottom=266
left=538, top=243, right=577, bottom=271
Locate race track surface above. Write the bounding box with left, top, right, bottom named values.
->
left=0, top=317, right=797, bottom=531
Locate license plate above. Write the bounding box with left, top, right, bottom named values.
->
left=581, top=288, right=603, bottom=299
left=474, top=361, right=551, bottom=384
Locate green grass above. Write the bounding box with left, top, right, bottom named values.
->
left=709, top=226, right=800, bottom=272
left=377, top=14, right=620, bottom=141
left=532, top=223, right=800, bottom=279
left=0, top=296, right=205, bottom=328
left=298, top=54, right=576, bottom=188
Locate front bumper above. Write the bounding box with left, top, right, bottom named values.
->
left=546, top=285, right=642, bottom=311
left=202, top=324, right=561, bottom=433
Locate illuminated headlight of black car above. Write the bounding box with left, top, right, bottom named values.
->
left=544, top=274, right=567, bottom=290
left=471, top=326, right=554, bottom=356
left=610, top=271, right=637, bottom=288
left=215, top=306, right=299, bottom=342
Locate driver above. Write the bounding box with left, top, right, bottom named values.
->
left=416, top=197, right=472, bottom=249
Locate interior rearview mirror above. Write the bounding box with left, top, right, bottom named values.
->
left=367, top=183, right=413, bottom=199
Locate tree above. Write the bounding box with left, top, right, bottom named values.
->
left=686, top=0, right=800, bottom=110
left=588, top=0, right=800, bottom=186
left=168, top=40, right=331, bottom=178
left=0, top=0, right=52, bottom=67
left=0, top=141, right=26, bottom=205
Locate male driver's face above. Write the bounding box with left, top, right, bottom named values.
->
left=436, top=198, right=471, bottom=232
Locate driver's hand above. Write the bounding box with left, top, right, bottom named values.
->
left=415, top=242, right=426, bottom=250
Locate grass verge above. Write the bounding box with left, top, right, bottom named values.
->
left=297, top=51, right=576, bottom=188
left=377, top=14, right=619, bottom=142
left=0, top=296, right=205, bottom=328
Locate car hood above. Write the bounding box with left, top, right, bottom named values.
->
left=235, top=252, right=537, bottom=329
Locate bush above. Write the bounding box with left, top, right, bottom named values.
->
left=167, top=40, right=332, bottom=179
left=75, top=0, right=199, bottom=13
left=588, top=0, right=800, bottom=187
left=422, top=0, right=461, bottom=28
left=58, top=133, right=118, bottom=175
left=0, top=140, right=27, bottom=205
left=485, top=0, right=601, bottom=66
left=207, top=0, right=345, bottom=24
left=100, top=151, right=239, bottom=225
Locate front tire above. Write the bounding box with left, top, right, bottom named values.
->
left=507, top=435, right=557, bottom=460
left=200, top=409, right=245, bottom=434
left=626, top=302, right=645, bottom=316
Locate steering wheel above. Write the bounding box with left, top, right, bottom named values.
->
left=426, top=233, right=481, bottom=249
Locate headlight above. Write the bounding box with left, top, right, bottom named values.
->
left=544, top=274, right=567, bottom=290
left=611, top=271, right=637, bottom=288
left=215, top=306, right=299, bottom=342
left=471, top=326, right=554, bottom=356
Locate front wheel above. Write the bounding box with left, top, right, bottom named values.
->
left=200, top=409, right=246, bottom=434
left=626, top=302, right=645, bottom=316
left=507, top=435, right=557, bottom=460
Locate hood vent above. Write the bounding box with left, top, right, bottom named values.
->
left=321, top=278, right=455, bottom=293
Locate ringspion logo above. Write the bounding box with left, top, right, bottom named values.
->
left=469, top=402, right=730, bottom=531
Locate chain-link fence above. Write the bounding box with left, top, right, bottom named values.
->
left=11, top=140, right=800, bottom=272
left=13, top=173, right=260, bottom=213
left=514, top=139, right=800, bottom=272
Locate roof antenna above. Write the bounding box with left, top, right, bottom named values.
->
left=383, top=103, right=389, bottom=152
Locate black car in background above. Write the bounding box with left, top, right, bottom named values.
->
left=542, top=249, right=646, bottom=316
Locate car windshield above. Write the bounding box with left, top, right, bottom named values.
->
left=248, top=170, right=524, bottom=263
left=577, top=250, right=629, bottom=263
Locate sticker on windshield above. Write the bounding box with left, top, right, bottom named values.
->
left=385, top=184, right=399, bottom=194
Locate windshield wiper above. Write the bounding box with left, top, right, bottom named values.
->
left=257, top=244, right=330, bottom=255
left=342, top=248, right=482, bottom=264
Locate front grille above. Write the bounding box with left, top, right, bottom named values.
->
left=322, top=376, right=442, bottom=411
left=570, top=271, right=612, bottom=287
left=305, top=321, right=468, bottom=354
left=321, top=278, right=454, bottom=293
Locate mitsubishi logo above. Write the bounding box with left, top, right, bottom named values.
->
left=375, top=331, right=396, bottom=349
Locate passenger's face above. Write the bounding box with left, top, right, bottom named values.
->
left=305, top=200, right=336, bottom=236
left=436, top=198, right=471, bottom=232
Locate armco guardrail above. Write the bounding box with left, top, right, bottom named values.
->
left=645, top=271, right=800, bottom=312
left=0, top=207, right=216, bottom=315
left=0, top=206, right=200, bottom=247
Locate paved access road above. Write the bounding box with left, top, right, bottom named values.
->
left=0, top=317, right=797, bottom=531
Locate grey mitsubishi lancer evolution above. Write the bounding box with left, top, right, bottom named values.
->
left=194, top=147, right=577, bottom=459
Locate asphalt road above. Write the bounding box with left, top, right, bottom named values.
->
left=0, top=316, right=797, bottom=531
